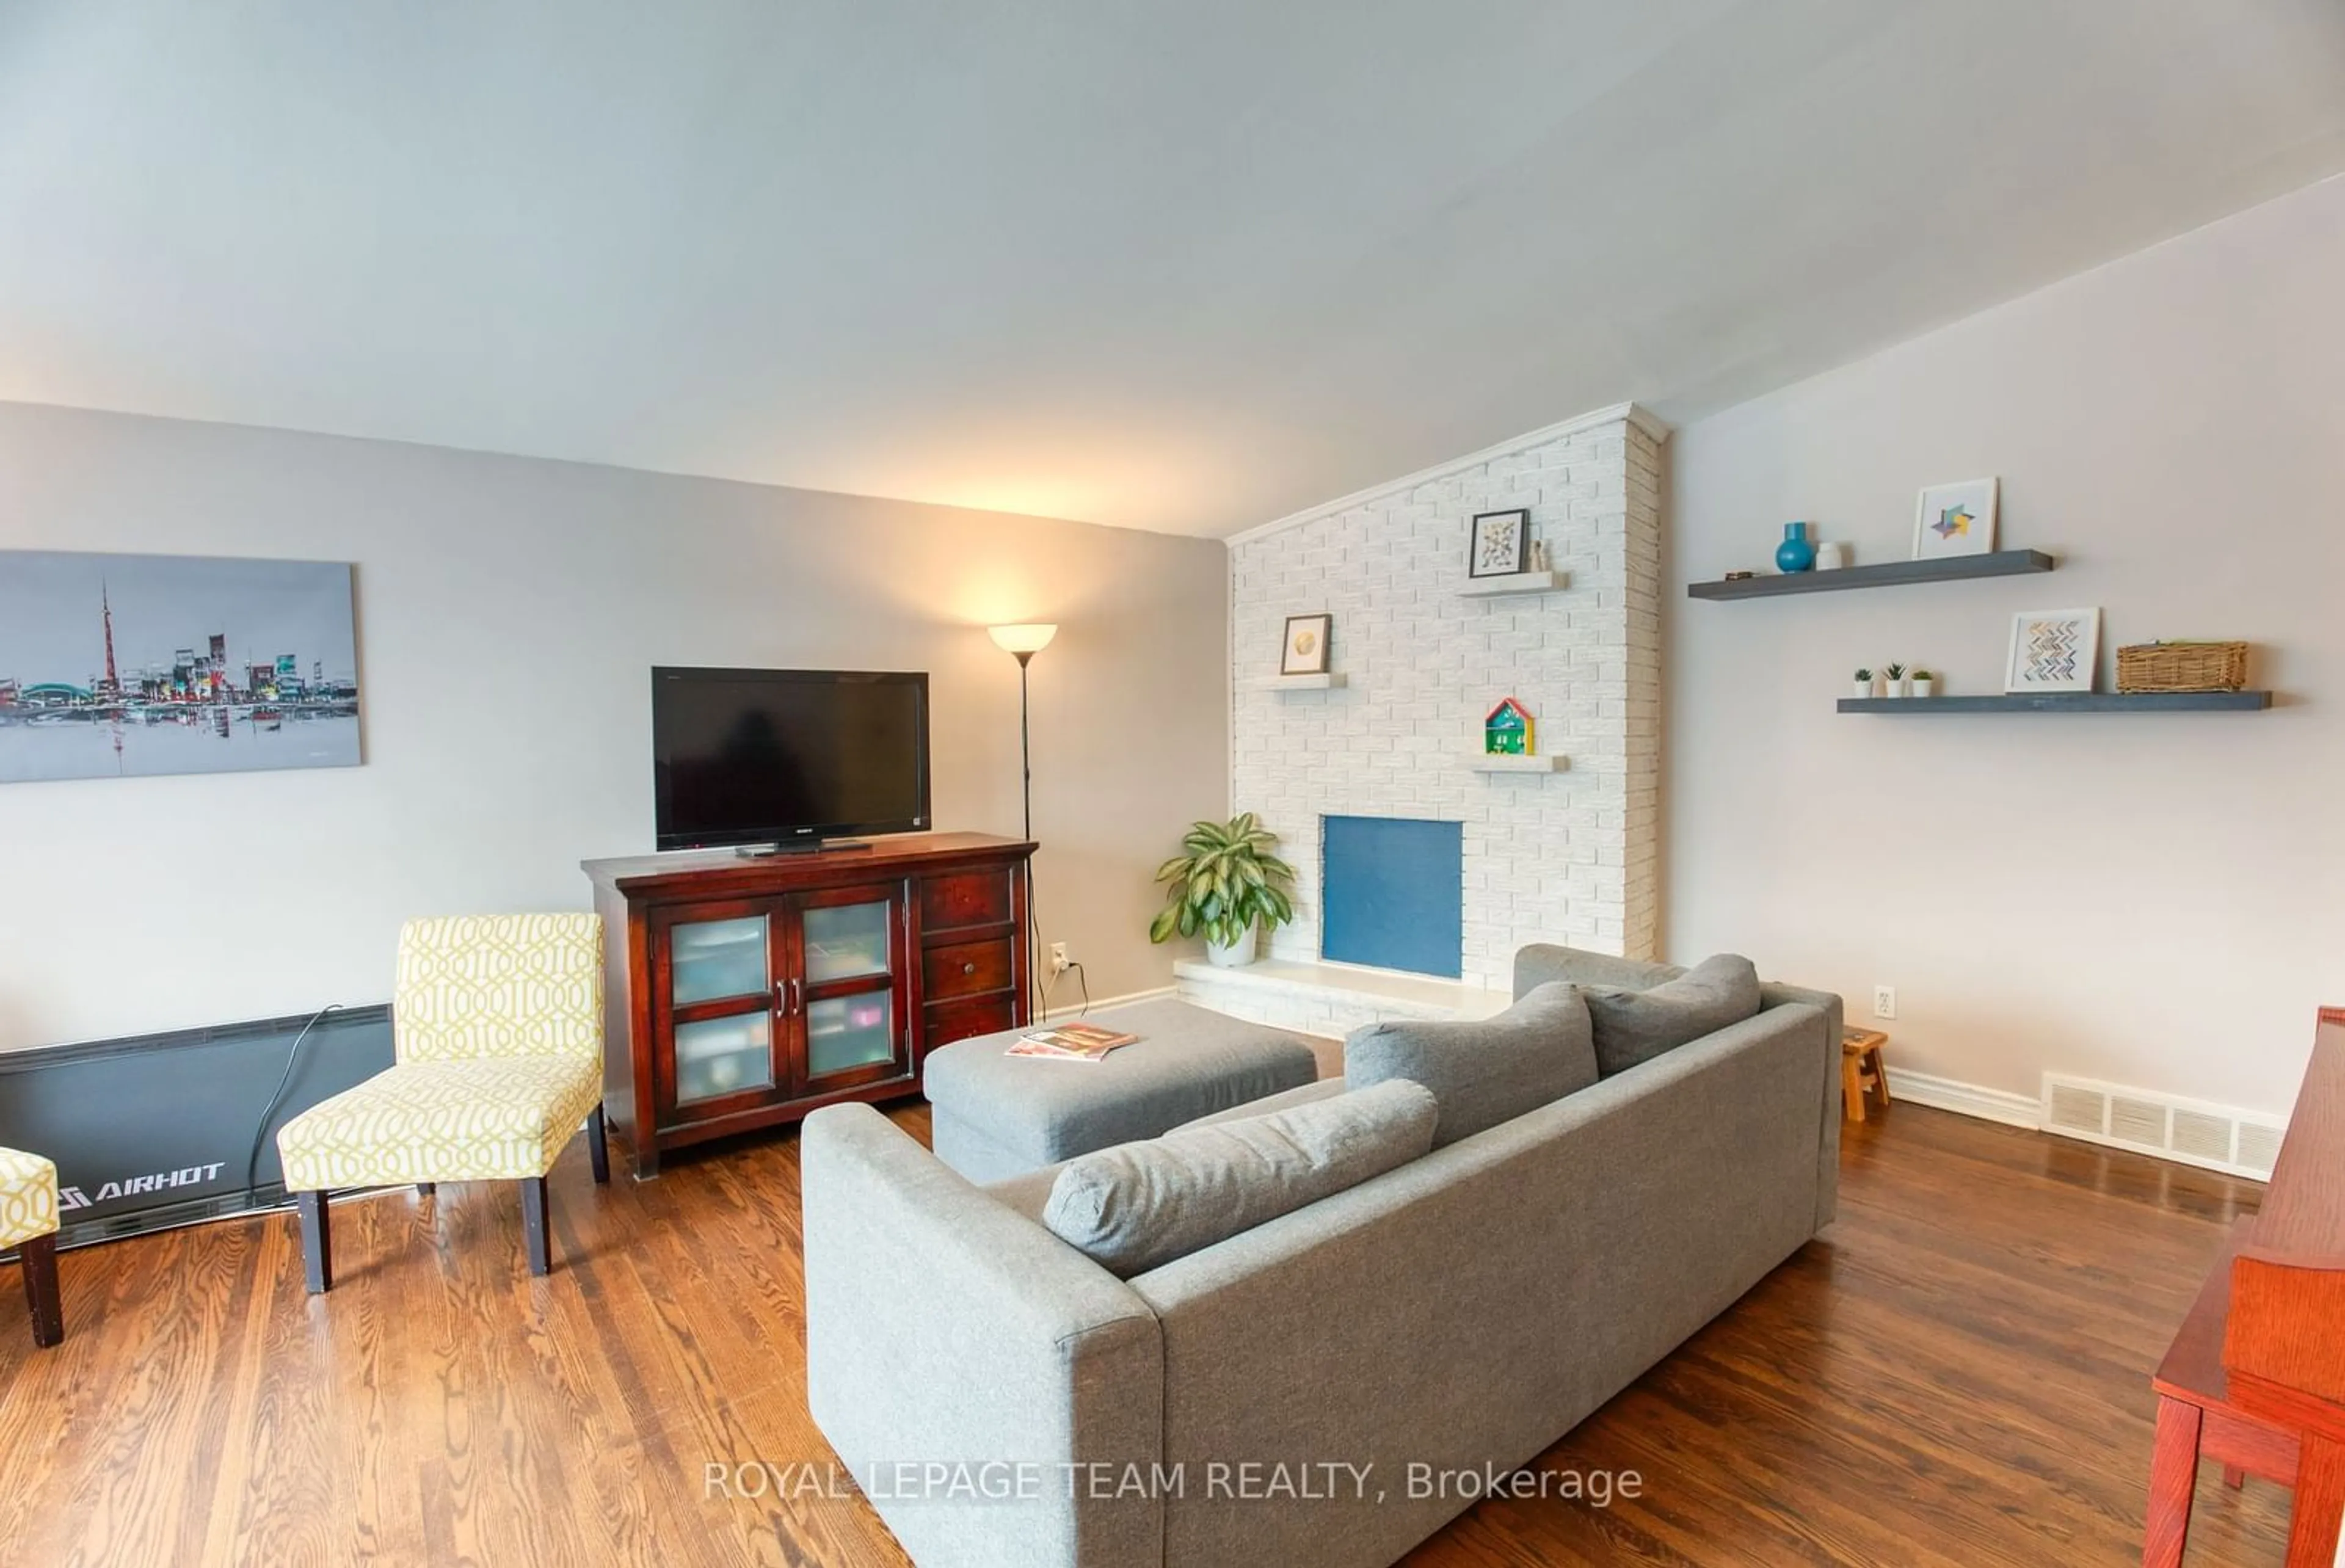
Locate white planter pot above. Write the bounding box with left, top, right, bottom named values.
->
left=1852, top=680, right=1875, bottom=700
left=1205, top=929, right=1259, bottom=968
left=1886, top=678, right=1911, bottom=699
left=1912, top=678, right=1936, bottom=699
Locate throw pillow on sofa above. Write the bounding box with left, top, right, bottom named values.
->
left=1580, top=953, right=1762, bottom=1076
left=1040, top=1079, right=1438, bottom=1277
left=1343, top=981, right=1598, bottom=1148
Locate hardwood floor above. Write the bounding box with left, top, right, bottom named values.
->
left=0, top=1102, right=2294, bottom=1566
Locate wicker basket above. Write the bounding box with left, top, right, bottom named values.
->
left=2116, top=641, right=2249, bottom=694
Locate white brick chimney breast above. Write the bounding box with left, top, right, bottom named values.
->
left=1224, top=402, right=1665, bottom=993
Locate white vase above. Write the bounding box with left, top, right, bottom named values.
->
left=1816, top=542, right=1848, bottom=571
left=1912, top=677, right=1936, bottom=699
left=1852, top=679, right=1875, bottom=699
left=1206, top=929, right=1258, bottom=968
left=1888, top=677, right=1911, bottom=699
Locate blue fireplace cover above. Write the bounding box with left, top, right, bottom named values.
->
left=1320, top=815, right=1463, bottom=978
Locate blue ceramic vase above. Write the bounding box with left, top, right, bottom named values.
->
left=1775, top=521, right=1816, bottom=573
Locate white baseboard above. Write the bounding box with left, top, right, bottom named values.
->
left=1881, top=1067, right=2041, bottom=1130
left=1041, top=985, right=1176, bottom=1024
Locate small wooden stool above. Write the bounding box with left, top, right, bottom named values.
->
left=1842, top=1028, right=1891, bottom=1123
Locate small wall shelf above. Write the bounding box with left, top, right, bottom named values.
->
left=1458, top=570, right=1569, bottom=598
left=1689, top=550, right=2056, bottom=600
left=1246, top=672, right=1347, bottom=692
left=1839, top=692, right=2270, bottom=714
left=1471, top=753, right=1569, bottom=772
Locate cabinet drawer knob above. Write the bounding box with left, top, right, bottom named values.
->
left=962, top=961, right=976, bottom=975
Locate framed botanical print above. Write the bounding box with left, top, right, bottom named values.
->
left=1281, top=613, right=1332, bottom=676
left=1467, top=509, right=1530, bottom=578
left=2005, top=607, right=2101, bottom=694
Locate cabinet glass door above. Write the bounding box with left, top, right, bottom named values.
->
left=806, top=993, right=895, bottom=1078
left=788, top=887, right=910, bottom=1094
left=674, top=1011, right=776, bottom=1104
left=670, top=914, right=770, bottom=1006
left=803, top=899, right=891, bottom=984
left=661, top=907, right=783, bottom=1112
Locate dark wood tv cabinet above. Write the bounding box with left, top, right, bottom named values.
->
left=583, top=832, right=1035, bottom=1178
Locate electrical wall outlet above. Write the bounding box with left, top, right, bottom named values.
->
left=1050, top=942, right=1071, bottom=974
left=1872, top=985, right=1897, bottom=1021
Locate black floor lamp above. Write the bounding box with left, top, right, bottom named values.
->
left=987, top=623, right=1056, bottom=840
left=989, top=623, right=1056, bottom=1021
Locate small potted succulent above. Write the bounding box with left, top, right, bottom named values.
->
left=1852, top=667, right=1875, bottom=700
left=1911, top=668, right=1937, bottom=698
left=1882, top=662, right=1910, bottom=699
left=1148, top=812, right=1298, bottom=968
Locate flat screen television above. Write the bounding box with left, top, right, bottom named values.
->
left=652, top=667, right=931, bottom=851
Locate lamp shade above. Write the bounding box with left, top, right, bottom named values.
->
left=987, top=623, right=1058, bottom=656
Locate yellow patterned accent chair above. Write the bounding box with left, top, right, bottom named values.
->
left=276, top=913, right=611, bottom=1291
left=1, top=1145, right=63, bottom=1346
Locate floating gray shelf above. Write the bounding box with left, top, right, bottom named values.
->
left=1838, top=692, right=2270, bottom=714
left=1689, top=550, right=2056, bottom=600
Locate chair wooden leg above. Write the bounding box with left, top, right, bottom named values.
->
left=588, top=1104, right=611, bottom=1186
left=520, top=1177, right=551, bottom=1277
left=2145, top=1395, right=2202, bottom=1568
left=1842, top=1053, right=1867, bottom=1124
left=1868, top=1047, right=1892, bottom=1105
left=20, top=1233, right=63, bottom=1348
left=296, top=1191, right=333, bottom=1294
left=2285, top=1436, right=2345, bottom=1568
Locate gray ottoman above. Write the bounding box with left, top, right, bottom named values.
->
left=922, top=998, right=1320, bottom=1181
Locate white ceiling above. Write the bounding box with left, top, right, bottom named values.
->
left=3, top=2, right=2342, bottom=537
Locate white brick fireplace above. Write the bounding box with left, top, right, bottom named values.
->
left=1180, top=402, right=1665, bottom=1035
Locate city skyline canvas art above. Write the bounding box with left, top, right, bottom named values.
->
left=0, top=550, right=362, bottom=783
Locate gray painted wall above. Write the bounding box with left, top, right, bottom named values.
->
left=1667, top=173, right=2345, bottom=1117
left=0, top=402, right=1227, bottom=1051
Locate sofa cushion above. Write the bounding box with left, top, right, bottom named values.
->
left=1039, top=1080, right=1438, bottom=1277
left=1581, top=953, right=1763, bottom=1076
left=1341, top=981, right=1597, bottom=1147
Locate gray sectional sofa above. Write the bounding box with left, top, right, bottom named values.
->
left=801, top=946, right=1842, bottom=1568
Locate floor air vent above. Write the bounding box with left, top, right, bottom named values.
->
left=2170, top=1109, right=2236, bottom=1165
left=2039, top=1073, right=2285, bottom=1181
left=2234, top=1123, right=2284, bottom=1177
left=2108, top=1096, right=2169, bottom=1149
left=2046, top=1082, right=2107, bottom=1136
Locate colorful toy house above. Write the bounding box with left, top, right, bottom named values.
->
left=1484, top=697, right=1533, bottom=755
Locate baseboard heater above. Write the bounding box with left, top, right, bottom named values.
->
left=0, top=1004, right=393, bottom=1250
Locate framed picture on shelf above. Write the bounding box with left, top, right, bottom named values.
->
left=1467, top=509, right=1530, bottom=578
left=1280, top=613, right=1332, bottom=676
left=2005, top=607, right=2101, bottom=694
left=1912, top=477, right=1998, bottom=561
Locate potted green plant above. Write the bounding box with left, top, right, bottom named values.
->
left=1911, top=667, right=1937, bottom=698
left=1852, top=667, right=1874, bottom=700
left=1148, top=812, right=1298, bottom=968
left=1883, top=662, right=1909, bottom=699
